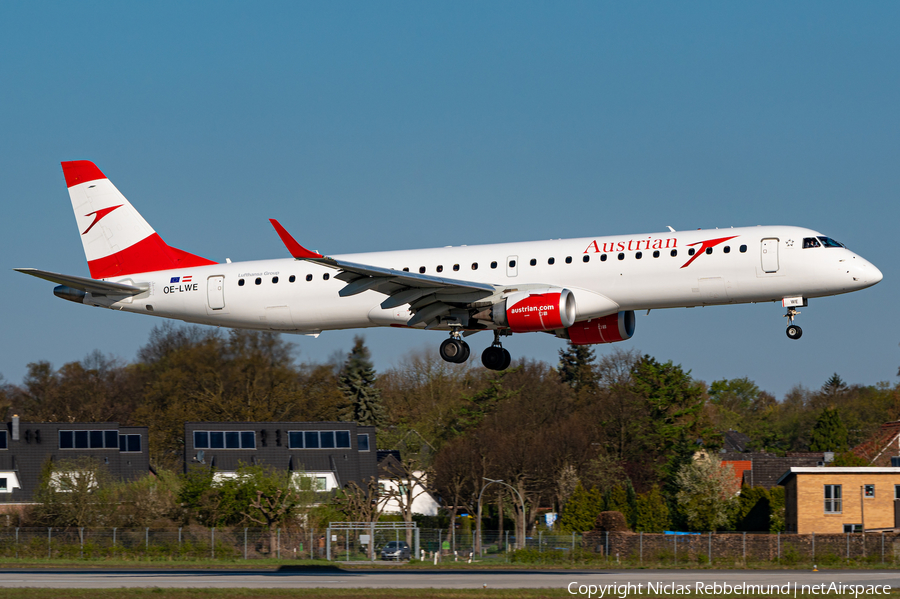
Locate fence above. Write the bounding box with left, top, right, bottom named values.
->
left=0, top=527, right=898, bottom=564
left=582, top=530, right=900, bottom=566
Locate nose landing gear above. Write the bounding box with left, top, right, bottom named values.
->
left=785, top=307, right=802, bottom=340
left=481, top=330, right=511, bottom=371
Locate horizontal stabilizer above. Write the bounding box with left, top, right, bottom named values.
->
left=14, top=268, right=145, bottom=295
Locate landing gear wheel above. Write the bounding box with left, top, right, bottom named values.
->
left=786, top=325, right=802, bottom=340
left=440, top=338, right=467, bottom=363
left=481, top=346, right=506, bottom=370
left=500, top=348, right=511, bottom=370
left=459, top=341, right=471, bottom=363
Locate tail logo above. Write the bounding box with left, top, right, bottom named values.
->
left=82, top=205, right=123, bottom=235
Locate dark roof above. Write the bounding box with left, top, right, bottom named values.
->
left=377, top=449, right=401, bottom=464
left=722, top=430, right=752, bottom=453
left=742, top=455, right=825, bottom=489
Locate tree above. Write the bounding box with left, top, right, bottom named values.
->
left=604, top=483, right=634, bottom=525
left=558, top=343, right=598, bottom=393
left=674, top=456, right=738, bottom=531
left=733, top=486, right=771, bottom=532
left=808, top=407, right=849, bottom=452
left=240, top=465, right=313, bottom=554
left=379, top=455, right=435, bottom=547
left=338, top=337, right=386, bottom=427
left=633, top=485, right=670, bottom=532
left=557, top=483, right=604, bottom=533
left=29, top=457, right=117, bottom=527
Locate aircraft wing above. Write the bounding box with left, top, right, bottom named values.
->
left=269, top=219, right=500, bottom=327
left=14, top=268, right=145, bottom=295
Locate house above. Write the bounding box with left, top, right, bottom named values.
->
left=720, top=451, right=832, bottom=489
left=183, top=421, right=377, bottom=492
left=376, top=450, right=439, bottom=517
left=851, top=421, right=900, bottom=466
left=777, top=467, right=900, bottom=533
left=0, top=416, right=149, bottom=504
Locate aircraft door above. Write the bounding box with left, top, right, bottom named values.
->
left=207, top=276, right=225, bottom=310
left=760, top=239, right=779, bottom=273
left=506, top=255, right=518, bottom=277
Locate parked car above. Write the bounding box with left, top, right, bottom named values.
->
left=380, top=540, right=411, bottom=561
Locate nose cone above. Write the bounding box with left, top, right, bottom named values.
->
left=852, top=256, right=883, bottom=288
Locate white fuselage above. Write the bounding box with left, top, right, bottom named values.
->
left=93, top=225, right=881, bottom=336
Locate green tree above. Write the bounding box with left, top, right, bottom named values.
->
left=628, top=356, right=713, bottom=488
left=339, top=336, right=386, bottom=427
left=558, top=343, right=598, bottom=393
left=604, top=483, right=633, bottom=525
left=674, top=456, right=738, bottom=531
left=808, top=407, right=849, bottom=452
left=557, top=483, right=604, bottom=533
left=733, top=485, right=771, bottom=531
left=29, top=457, right=117, bottom=527
left=633, top=485, right=670, bottom=532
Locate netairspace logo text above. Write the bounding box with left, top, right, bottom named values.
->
left=567, top=581, right=892, bottom=598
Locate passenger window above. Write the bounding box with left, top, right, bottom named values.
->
left=509, top=260, right=516, bottom=268
left=419, top=266, right=426, bottom=274
left=238, top=279, right=245, bottom=286
left=565, top=256, right=572, bottom=264
left=403, top=267, right=409, bottom=272
left=255, top=277, right=262, bottom=285
left=618, top=253, right=625, bottom=260
left=491, top=261, right=497, bottom=269
left=653, top=250, right=660, bottom=258
left=670, top=249, right=677, bottom=257
left=436, top=265, right=443, bottom=273
left=705, top=247, right=713, bottom=255
left=453, top=264, right=460, bottom=271
left=471, top=263, right=478, bottom=270
left=688, top=248, right=696, bottom=256
left=803, top=237, right=821, bottom=249
left=530, top=259, right=537, bottom=266
left=272, top=276, right=279, bottom=283
left=635, top=252, right=642, bottom=259
left=583, top=255, right=590, bottom=263
left=306, top=274, right=313, bottom=281
left=289, top=275, right=296, bottom=282
left=323, top=273, right=329, bottom=280
left=723, top=247, right=730, bottom=254
left=740, top=245, right=747, bottom=253
left=600, top=254, right=607, bottom=262
left=548, top=257, right=555, bottom=265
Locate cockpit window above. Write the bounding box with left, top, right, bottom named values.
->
left=802, top=237, right=821, bottom=249
left=817, top=236, right=844, bottom=248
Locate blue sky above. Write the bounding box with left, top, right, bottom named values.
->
left=2, top=2, right=898, bottom=398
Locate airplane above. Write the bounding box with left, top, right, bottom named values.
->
left=16, top=161, right=883, bottom=371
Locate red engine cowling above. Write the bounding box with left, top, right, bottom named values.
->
left=567, top=311, right=635, bottom=345
left=504, top=289, right=576, bottom=333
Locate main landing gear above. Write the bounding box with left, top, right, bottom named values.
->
left=481, top=331, right=511, bottom=371
left=438, top=328, right=511, bottom=371
left=785, top=307, right=802, bottom=340
left=439, top=331, right=470, bottom=364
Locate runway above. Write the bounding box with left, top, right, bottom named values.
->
left=0, top=568, right=896, bottom=589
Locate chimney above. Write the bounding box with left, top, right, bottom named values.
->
left=11, top=415, right=19, bottom=442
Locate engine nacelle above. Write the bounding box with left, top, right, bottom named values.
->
left=566, top=311, right=635, bottom=345
left=483, top=288, right=576, bottom=333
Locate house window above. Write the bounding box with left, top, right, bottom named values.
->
left=192, top=430, right=254, bottom=450
left=895, top=485, right=900, bottom=500
left=0, top=478, right=6, bottom=491
left=358, top=433, right=370, bottom=452
left=864, top=484, right=875, bottom=498
left=119, top=434, right=142, bottom=453
left=0, top=430, right=6, bottom=449
left=59, top=430, right=119, bottom=450
left=824, top=484, right=842, bottom=513
left=843, top=524, right=862, bottom=533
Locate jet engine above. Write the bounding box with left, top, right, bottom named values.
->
left=475, top=288, right=576, bottom=333
left=566, top=311, right=635, bottom=345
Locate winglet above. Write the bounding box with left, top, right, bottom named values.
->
left=269, top=219, right=324, bottom=259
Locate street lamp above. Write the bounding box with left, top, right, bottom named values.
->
left=477, top=477, right=526, bottom=555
